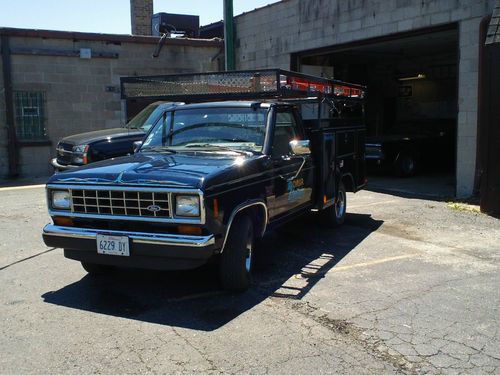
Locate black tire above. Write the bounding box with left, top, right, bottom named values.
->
left=81, top=261, right=111, bottom=275
left=395, top=153, right=417, bottom=177
left=320, top=181, right=347, bottom=227
left=218, top=215, right=254, bottom=292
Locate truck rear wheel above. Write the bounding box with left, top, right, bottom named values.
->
left=320, top=181, right=347, bottom=227
left=395, top=153, right=417, bottom=177
left=219, top=215, right=254, bottom=292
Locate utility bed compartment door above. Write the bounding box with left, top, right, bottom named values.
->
left=322, top=132, right=336, bottom=208
left=337, top=131, right=356, bottom=158
left=310, top=130, right=336, bottom=210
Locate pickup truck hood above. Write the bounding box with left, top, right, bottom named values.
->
left=49, top=152, right=259, bottom=189
left=60, top=128, right=144, bottom=145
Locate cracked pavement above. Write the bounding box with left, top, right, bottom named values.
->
left=0, top=185, right=498, bottom=374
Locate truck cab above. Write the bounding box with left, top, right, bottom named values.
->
left=42, top=70, right=366, bottom=291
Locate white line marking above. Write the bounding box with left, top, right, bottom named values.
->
left=331, top=254, right=418, bottom=272
left=259, top=254, right=419, bottom=287
left=0, top=184, right=45, bottom=192
left=349, top=200, right=398, bottom=209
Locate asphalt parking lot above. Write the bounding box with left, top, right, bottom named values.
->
left=0, top=184, right=498, bottom=374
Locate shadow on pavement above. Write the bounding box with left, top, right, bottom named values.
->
left=42, top=212, right=383, bottom=331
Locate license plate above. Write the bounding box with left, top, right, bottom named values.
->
left=96, top=234, right=130, bottom=256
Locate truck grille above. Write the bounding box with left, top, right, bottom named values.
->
left=56, top=142, right=73, bottom=164
left=71, top=189, right=171, bottom=218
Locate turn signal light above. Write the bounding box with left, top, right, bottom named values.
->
left=177, top=225, right=202, bottom=236
left=83, top=145, right=90, bottom=164
left=54, top=216, right=74, bottom=227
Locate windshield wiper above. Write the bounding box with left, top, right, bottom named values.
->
left=184, top=143, right=252, bottom=156
left=219, top=139, right=261, bottom=155
left=141, top=146, right=177, bottom=154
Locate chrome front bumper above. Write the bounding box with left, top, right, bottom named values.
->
left=50, top=158, right=79, bottom=171
left=43, top=224, right=215, bottom=248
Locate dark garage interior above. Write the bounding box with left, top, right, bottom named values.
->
left=294, top=25, right=459, bottom=198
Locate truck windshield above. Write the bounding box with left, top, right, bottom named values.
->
left=126, top=103, right=164, bottom=132
left=141, top=107, right=268, bottom=153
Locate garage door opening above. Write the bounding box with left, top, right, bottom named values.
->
left=294, top=25, right=459, bottom=198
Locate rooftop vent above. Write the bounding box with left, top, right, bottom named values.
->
left=152, top=13, right=200, bottom=38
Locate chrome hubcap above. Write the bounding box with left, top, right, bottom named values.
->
left=335, top=191, right=345, bottom=219
left=245, top=235, right=253, bottom=272
left=405, top=159, right=414, bottom=171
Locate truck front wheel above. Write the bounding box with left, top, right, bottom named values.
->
left=320, top=181, right=347, bottom=227
left=219, top=215, right=254, bottom=292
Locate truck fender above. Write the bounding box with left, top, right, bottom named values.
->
left=220, top=200, right=268, bottom=254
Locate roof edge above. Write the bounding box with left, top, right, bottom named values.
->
left=0, top=27, right=223, bottom=47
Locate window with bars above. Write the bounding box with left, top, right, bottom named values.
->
left=14, top=91, right=47, bottom=140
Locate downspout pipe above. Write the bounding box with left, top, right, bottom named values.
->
left=223, top=0, right=235, bottom=71
left=1, top=35, right=19, bottom=177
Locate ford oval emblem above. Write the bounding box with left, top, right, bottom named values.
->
left=146, top=204, right=161, bottom=212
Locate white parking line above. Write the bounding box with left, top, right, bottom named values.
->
left=0, top=184, right=45, bottom=192
left=331, top=254, right=418, bottom=272
left=349, top=199, right=398, bottom=209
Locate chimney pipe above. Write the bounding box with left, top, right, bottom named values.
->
left=130, top=0, right=154, bottom=35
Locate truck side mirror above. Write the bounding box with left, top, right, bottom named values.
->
left=133, top=141, right=143, bottom=153
left=289, top=140, right=311, bottom=156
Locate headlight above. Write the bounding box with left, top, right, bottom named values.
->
left=175, top=195, right=200, bottom=217
left=73, top=145, right=89, bottom=154
left=72, top=145, right=89, bottom=165
left=52, top=190, right=71, bottom=210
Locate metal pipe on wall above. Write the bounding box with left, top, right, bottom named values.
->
left=223, top=0, right=235, bottom=71
left=1, top=35, right=19, bottom=177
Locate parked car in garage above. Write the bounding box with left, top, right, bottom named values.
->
left=365, top=121, right=455, bottom=177
left=51, top=101, right=179, bottom=171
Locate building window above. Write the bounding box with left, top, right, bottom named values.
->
left=14, top=91, right=47, bottom=140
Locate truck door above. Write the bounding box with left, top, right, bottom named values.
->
left=268, top=110, right=314, bottom=219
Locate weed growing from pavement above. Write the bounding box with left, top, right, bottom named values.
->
left=446, top=202, right=481, bottom=213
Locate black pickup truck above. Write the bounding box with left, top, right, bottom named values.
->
left=365, top=121, right=455, bottom=177
left=42, top=70, right=366, bottom=291
left=51, top=101, right=175, bottom=171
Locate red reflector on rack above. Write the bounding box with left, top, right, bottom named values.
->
left=287, top=77, right=333, bottom=94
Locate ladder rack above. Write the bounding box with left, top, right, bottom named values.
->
left=120, top=69, right=366, bottom=102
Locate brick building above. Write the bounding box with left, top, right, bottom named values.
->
left=0, top=28, right=222, bottom=178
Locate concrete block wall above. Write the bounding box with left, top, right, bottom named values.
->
left=235, top=0, right=495, bottom=197
left=0, top=41, right=7, bottom=177
left=0, top=33, right=221, bottom=179
left=456, top=17, right=483, bottom=197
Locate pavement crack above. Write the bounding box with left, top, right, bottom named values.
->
left=170, top=326, right=221, bottom=373
left=271, top=297, right=422, bottom=374
left=0, top=247, right=56, bottom=271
